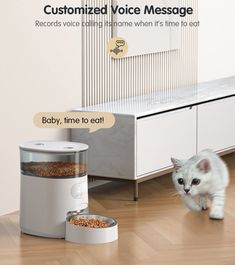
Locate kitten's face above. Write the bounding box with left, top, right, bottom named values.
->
left=171, top=158, right=211, bottom=196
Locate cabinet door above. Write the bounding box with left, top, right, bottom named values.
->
left=136, top=107, right=197, bottom=176
left=198, top=97, right=235, bottom=152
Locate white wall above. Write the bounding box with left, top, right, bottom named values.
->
left=198, top=0, right=235, bottom=82
left=0, top=1, right=82, bottom=216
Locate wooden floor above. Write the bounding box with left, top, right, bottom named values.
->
left=1, top=153, right=235, bottom=265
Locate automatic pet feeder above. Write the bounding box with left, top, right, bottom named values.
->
left=20, top=141, right=89, bottom=238
left=19, top=140, right=118, bottom=243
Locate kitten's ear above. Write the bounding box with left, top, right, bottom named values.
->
left=197, top=159, right=211, bottom=173
left=171, top=158, right=183, bottom=171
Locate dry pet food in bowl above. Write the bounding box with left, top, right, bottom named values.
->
left=65, top=213, right=118, bottom=244
left=69, top=217, right=109, bottom=228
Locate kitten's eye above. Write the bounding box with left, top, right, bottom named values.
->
left=177, top=178, right=184, bottom=185
left=192, top=179, right=200, bottom=185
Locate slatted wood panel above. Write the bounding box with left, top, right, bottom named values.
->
left=82, top=0, right=198, bottom=106
left=1, top=153, right=235, bottom=265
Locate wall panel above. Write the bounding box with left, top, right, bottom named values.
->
left=82, top=0, right=198, bottom=106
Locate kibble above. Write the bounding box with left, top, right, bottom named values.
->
left=69, top=217, right=109, bottom=228
left=21, top=162, right=86, bottom=177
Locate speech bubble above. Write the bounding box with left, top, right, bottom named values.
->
left=116, top=39, right=125, bottom=47
left=34, top=112, right=116, bottom=133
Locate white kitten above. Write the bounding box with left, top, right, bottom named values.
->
left=171, top=149, right=229, bottom=220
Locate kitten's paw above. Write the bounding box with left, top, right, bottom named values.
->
left=192, top=205, right=202, bottom=212
left=209, top=208, right=224, bottom=220
left=199, top=197, right=208, bottom=211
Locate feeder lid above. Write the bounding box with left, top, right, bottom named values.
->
left=20, top=141, right=88, bottom=153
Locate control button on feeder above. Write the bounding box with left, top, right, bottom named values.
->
left=71, top=183, right=87, bottom=199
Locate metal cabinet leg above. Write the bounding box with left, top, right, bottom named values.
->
left=134, top=181, right=139, bottom=201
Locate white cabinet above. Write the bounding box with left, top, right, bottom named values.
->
left=72, top=99, right=235, bottom=181
left=198, top=97, right=235, bottom=152
left=137, top=107, right=197, bottom=176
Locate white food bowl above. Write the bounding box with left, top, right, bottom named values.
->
left=65, top=212, right=118, bottom=244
